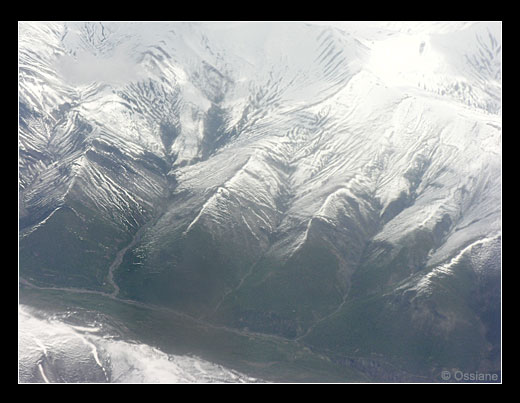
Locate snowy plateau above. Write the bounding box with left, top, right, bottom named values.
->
left=19, top=21, right=501, bottom=383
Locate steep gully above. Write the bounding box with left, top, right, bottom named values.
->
left=19, top=166, right=429, bottom=382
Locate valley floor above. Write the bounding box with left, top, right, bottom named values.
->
left=19, top=280, right=438, bottom=383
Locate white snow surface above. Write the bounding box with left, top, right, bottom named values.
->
left=19, top=21, right=501, bottom=269
left=19, top=305, right=259, bottom=383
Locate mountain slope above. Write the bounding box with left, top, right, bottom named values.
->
left=19, top=21, right=501, bottom=381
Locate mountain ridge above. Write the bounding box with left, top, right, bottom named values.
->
left=19, top=21, right=501, bottom=381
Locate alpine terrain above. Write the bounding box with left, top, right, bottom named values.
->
left=19, top=21, right=501, bottom=383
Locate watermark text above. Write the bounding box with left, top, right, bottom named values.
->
left=441, top=370, right=500, bottom=382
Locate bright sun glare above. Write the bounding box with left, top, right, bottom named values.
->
left=367, top=34, right=443, bottom=87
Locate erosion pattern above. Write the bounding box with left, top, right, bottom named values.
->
left=19, top=21, right=501, bottom=381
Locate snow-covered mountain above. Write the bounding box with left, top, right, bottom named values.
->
left=19, top=21, right=501, bottom=381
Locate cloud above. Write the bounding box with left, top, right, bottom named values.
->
left=55, top=48, right=144, bottom=86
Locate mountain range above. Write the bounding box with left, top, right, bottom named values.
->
left=19, top=21, right=501, bottom=382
